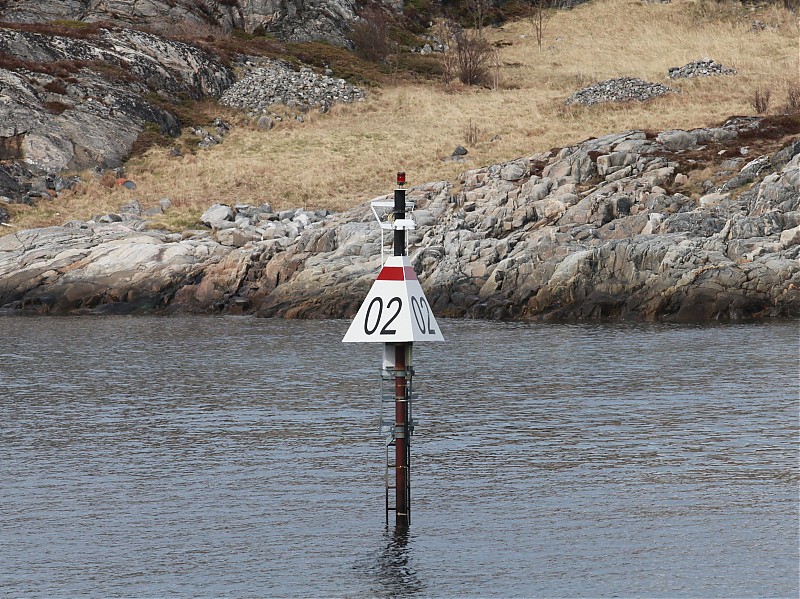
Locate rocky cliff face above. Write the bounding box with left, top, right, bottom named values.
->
left=0, top=0, right=372, bottom=197
left=0, top=0, right=360, bottom=46
left=2, top=118, right=799, bottom=322
left=0, top=25, right=233, bottom=177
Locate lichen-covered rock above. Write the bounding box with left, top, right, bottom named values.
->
left=200, top=204, right=235, bottom=228
left=0, top=225, right=239, bottom=313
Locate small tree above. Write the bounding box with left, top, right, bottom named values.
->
left=466, top=0, right=493, bottom=37
left=530, top=0, right=551, bottom=51
left=435, top=19, right=460, bottom=83
left=436, top=19, right=496, bottom=86
left=350, top=8, right=393, bottom=62
left=785, top=84, right=800, bottom=114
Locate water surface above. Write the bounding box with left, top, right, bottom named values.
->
left=1, top=317, right=798, bottom=597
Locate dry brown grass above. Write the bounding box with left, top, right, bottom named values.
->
left=8, top=0, right=799, bottom=232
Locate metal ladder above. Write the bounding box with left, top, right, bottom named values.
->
left=380, top=366, right=416, bottom=523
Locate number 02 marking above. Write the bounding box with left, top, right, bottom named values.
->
left=411, top=296, right=436, bottom=335
left=381, top=297, right=401, bottom=334
left=364, top=296, right=402, bottom=335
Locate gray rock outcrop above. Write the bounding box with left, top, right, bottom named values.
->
left=0, top=26, right=234, bottom=174
left=0, top=0, right=361, bottom=46
left=0, top=224, right=243, bottom=314
left=2, top=118, right=799, bottom=322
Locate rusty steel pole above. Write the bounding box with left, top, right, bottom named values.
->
left=394, top=171, right=410, bottom=526
left=394, top=342, right=409, bottom=525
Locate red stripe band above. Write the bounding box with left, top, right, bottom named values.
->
left=377, top=266, right=419, bottom=281
left=377, top=266, right=404, bottom=280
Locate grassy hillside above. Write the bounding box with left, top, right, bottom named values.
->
left=8, top=0, right=799, bottom=231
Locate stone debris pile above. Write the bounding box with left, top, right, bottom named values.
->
left=220, top=60, right=365, bottom=112
left=668, top=58, right=736, bottom=79
left=193, top=118, right=231, bottom=149
left=199, top=202, right=331, bottom=247
left=566, top=77, right=675, bottom=106
left=0, top=162, right=81, bottom=205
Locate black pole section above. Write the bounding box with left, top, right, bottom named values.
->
left=394, top=173, right=405, bottom=257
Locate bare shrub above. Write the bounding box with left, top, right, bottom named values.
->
left=783, top=84, right=800, bottom=114
left=44, top=79, right=68, bottom=95
left=691, top=0, right=745, bottom=20
left=0, top=130, right=25, bottom=161
left=350, top=8, right=393, bottom=62
left=3, top=19, right=106, bottom=40
left=426, top=19, right=498, bottom=86
left=452, top=27, right=495, bottom=86
left=751, top=87, right=771, bottom=114
left=43, top=101, right=70, bottom=115
left=99, top=171, right=116, bottom=189
left=433, top=20, right=458, bottom=83
left=0, top=55, right=99, bottom=79
left=152, top=18, right=230, bottom=43
left=464, top=118, right=482, bottom=145
left=574, top=71, right=596, bottom=88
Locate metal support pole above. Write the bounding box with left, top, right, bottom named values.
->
left=394, top=172, right=410, bottom=527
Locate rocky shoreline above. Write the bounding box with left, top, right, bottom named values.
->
left=1, top=117, right=798, bottom=322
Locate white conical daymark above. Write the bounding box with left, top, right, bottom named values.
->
left=342, top=256, right=445, bottom=343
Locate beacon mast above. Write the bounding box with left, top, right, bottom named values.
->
left=343, top=172, right=444, bottom=527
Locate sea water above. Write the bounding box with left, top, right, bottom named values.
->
left=1, top=317, right=797, bottom=597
